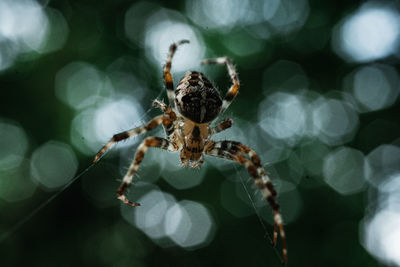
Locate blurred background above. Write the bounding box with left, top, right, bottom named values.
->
left=0, top=0, right=400, bottom=266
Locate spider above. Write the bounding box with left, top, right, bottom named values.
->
left=94, top=40, right=287, bottom=263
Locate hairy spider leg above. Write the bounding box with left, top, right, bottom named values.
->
left=94, top=115, right=173, bottom=163
left=219, top=141, right=277, bottom=196
left=216, top=141, right=287, bottom=250
left=201, top=57, right=240, bottom=114
left=153, top=99, right=177, bottom=138
left=163, top=40, right=190, bottom=109
left=210, top=118, right=233, bottom=135
left=205, top=141, right=287, bottom=264
left=118, top=137, right=178, bottom=206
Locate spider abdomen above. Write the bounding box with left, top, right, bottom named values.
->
left=175, top=71, right=222, bottom=123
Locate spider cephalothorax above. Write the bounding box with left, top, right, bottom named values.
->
left=94, top=40, right=287, bottom=263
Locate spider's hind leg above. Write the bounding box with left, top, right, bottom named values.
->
left=205, top=140, right=287, bottom=264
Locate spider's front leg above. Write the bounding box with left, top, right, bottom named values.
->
left=205, top=140, right=287, bottom=264
left=118, top=137, right=178, bottom=206
left=164, top=40, right=189, bottom=108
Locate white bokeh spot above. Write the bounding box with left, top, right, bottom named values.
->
left=333, top=4, right=400, bottom=62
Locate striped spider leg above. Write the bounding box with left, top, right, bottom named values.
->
left=117, top=136, right=178, bottom=206
left=163, top=39, right=189, bottom=109
left=202, top=55, right=286, bottom=263
left=205, top=140, right=287, bottom=264
left=93, top=109, right=177, bottom=206
left=153, top=99, right=177, bottom=138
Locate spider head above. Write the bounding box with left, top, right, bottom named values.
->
left=175, top=71, right=222, bottom=123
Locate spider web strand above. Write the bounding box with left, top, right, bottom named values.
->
left=0, top=162, right=96, bottom=244
left=0, top=95, right=165, bottom=244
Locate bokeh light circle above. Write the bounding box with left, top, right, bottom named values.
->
left=71, top=97, right=144, bottom=155
left=0, top=159, right=37, bottom=202
left=144, top=9, right=205, bottom=73
left=333, top=3, right=400, bottom=62
left=165, top=200, right=215, bottom=249
left=365, top=144, right=400, bottom=188
left=349, top=64, right=400, bottom=112
left=362, top=210, right=400, bottom=266
left=30, top=140, right=78, bottom=190
left=55, top=62, right=112, bottom=110
left=0, top=119, right=29, bottom=171
left=0, top=0, right=68, bottom=71
left=323, top=147, right=367, bottom=195
left=312, top=97, right=359, bottom=146
left=258, top=92, right=307, bottom=145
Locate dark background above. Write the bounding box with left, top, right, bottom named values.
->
left=1, top=0, right=400, bottom=266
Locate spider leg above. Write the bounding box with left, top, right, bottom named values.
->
left=153, top=99, right=177, bottom=120
left=210, top=118, right=233, bottom=135
left=164, top=40, right=190, bottom=109
left=94, top=115, right=173, bottom=163
left=118, top=137, right=178, bottom=206
left=201, top=57, right=240, bottom=114
left=153, top=99, right=177, bottom=138
left=218, top=141, right=277, bottom=196
left=205, top=140, right=287, bottom=264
